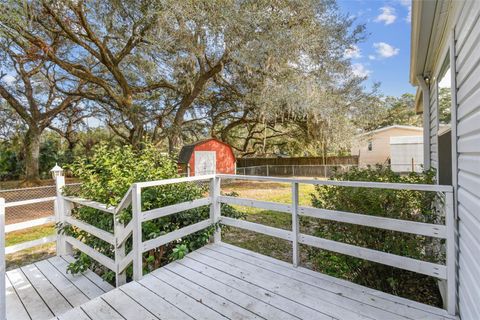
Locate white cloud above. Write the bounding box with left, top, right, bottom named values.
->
left=344, top=45, right=362, bottom=59
left=406, top=6, right=411, bottom=22
left=375, top=6, right=397, bottom=25
left=373, top=42, right=400, bottom=58
left=398, top=0, right=412, bottom=22
left=368, top=55, right=376, bottom=60
left=351, top=63, right=371, bottom=78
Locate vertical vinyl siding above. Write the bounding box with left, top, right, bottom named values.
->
left=454, top=4, right=480, bottom=319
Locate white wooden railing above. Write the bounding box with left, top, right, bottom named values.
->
left=0, top=173, right=457, bottom=318
left=0, top=180, right=64, bottom=320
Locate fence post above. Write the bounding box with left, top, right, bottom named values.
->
left=55, top=176, right=72, bottom=256
left=291, top=182, right=300, bottom=267
left=1, top=198, right=6, bottom=320
left=114, top=212, right=127, bottom=287
left=132, top=184, right=143, bottom=281
left=266, top=165, right=269, bottom=177
left=210, top=177, right=221, bottom=243
left=445, top=191, right=457, bottom=315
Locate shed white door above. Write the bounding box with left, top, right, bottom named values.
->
left=194, top=151, right=216, bottom=176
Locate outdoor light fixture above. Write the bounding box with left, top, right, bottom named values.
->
left=50, top=163, right=64, bottom=179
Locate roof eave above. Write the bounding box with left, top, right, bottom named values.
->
left=409, top=0, right=437, bottom=86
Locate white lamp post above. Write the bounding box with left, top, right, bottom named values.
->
left=50, top=163, right=64, bottom=179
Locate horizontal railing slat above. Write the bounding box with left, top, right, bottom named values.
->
left=5, top=235, right=56, bottom=254
left=5, top=216, right=55, bottom=233
left=135, top=175, right=214, bottom=188
left=5, top=197, right=56, bottom=208
left=63, top=196, right=115, bottom=214
left=142, top=219, right=212, bottom=253
left=299, top=206, right=447, bottom=239
left=299, top=233, right=447, bottom=279
left=218, top=196, right=291, bottom=213
left=217, top=174, right=453, bottom=192
left=66, top=217, right=115, bottom=245
left=65, top=236, right=116, bottom=272
left=115, top=187, right=132, bottom=214
left=116, top=220, right=133, bottom=247
left=221, top=217, right=293, bottom=241
left=142, top=198, right=212, bottom=222
left=118, top=251, right=133, bottom=273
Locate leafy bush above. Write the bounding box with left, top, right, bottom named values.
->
left=62, top=143, right=243, bottom=281
left=308, top=165, right=443, bottom=305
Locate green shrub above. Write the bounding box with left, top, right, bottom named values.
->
left=308, top=165, right=443, bottom=305
left=62, top=143, right=243, bottom=282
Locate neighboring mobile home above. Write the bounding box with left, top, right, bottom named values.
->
left=350, top=125, right=423, bottom=170
left=411, top=1, right=480, bottom=318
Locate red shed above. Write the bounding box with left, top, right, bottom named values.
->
left=178, top=138, right=236, bottom=176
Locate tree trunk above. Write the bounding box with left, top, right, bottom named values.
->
left=126, top=107, right=145, bottom=150
left=24, top=126, right=42, bottom=184
left=168, top=125, right=183, bottom=154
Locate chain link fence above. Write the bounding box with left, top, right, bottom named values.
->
left=236, top=164, right=357, bottom=178
left=0, top=183, right=81, bottom=225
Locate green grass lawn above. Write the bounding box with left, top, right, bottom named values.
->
left=6, top=224, right=56, bottom=270
left=221, top=181, right=317, bottom=263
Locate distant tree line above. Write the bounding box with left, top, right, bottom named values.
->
left=0, top=0, right=418, bottom=184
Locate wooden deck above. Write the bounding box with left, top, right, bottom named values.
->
left=6, top=255, right=114, bottom=320
left=45, top=243, right=455, bottom=320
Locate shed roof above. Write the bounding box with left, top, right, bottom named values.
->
left=177, top=138, right=233, bottom=164
left=357, top=125, right=423, bottom=137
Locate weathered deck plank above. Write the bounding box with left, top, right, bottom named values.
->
left=6, top=255, right=113, bottom=320
left=6, top=244, right=457, bottom=320
left=119, top=281, right=193, bottom=319
left=207, top=243, right=451, bottom=320
left=218, top=242, right=455, bottom=319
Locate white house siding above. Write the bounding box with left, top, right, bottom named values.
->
left=454, top=1, right=480, bottom=319
left=429, top=83, right=439, bottom=170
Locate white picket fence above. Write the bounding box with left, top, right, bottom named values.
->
left=0, top=174, right=457, bottom=318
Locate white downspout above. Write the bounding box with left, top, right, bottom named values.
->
left=417, top=75, right=431, bottom=170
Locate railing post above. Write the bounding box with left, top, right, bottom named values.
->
left=292, top=182, right=300, bottom=267
left=1, top=198, right=6, bottom=320
left=114, top=213, right=127, bottom=287
left=445, top=191, right=457, bottom=315
left=55, top=176, right=72, bottom=256
left=132, top=184, right=143, bottom=281
left=210, top=176, right=221, bottom=243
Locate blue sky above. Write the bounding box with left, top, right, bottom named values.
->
left=338, top=0, right=415, bottom=97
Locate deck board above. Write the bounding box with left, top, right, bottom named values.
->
left=174, top=256, right=331, bottom=319
left=206, top=243, right=450, bottom=320
left=6, top=255, right=113, bottom=320
left=6, top=244, right=457, bottom=320
left=47, top=256, right=106, bottom=299
left=218, top=242, right=451, bottom=318
left=119, top=281, right=194, bottom=319
left=139, top=272, right=229, bottom=320
left=155, top=267, right=285, bottom=320
left=187, top=249, right=373, bottom=320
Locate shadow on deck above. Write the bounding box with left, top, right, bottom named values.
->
left=43, top=243, right=455, bottom=320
